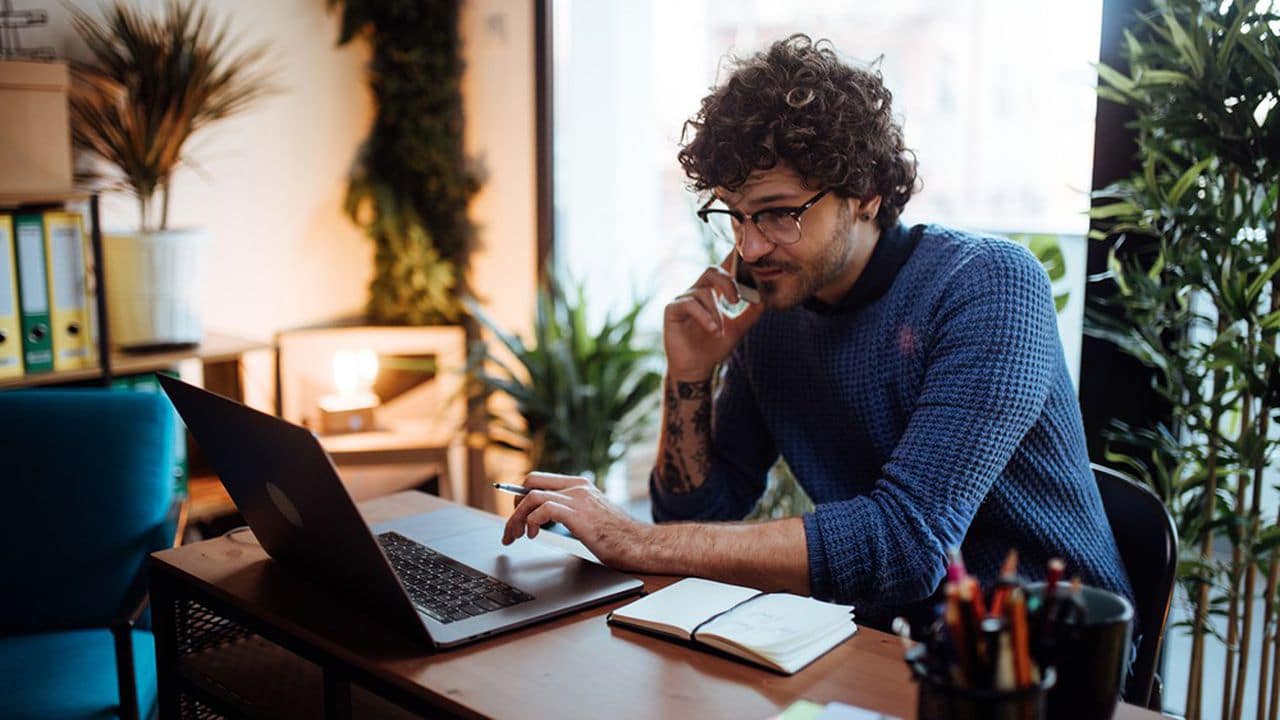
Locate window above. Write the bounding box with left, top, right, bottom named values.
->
left=552, top=0, right=1104, bottom=380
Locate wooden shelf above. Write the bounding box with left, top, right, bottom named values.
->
left=0, top=366, right=103, bottom=389
left=186, top=474, right=238, bottom=523
left=0, top=190, right=91, bottom=209
left=112, top=332, right=272, bottom=375
left=0, top=332, right=272, bottom=390
left=187, top=461, right=443, bottom=524
left=318, top=419, right=456, bottom=460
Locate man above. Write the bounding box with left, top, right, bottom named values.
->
left=501, top=34, right=1133, bottom=627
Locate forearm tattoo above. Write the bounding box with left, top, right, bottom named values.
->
left=657, top=378, right=713, bottom=495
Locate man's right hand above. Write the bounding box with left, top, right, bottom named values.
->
left=663, top=255, right=765, bottom=382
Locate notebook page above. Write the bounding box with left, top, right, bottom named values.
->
left=696, top=593, right=856, bottom=670
left=610, top=577, right=761, bottom=638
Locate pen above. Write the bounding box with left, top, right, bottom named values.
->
left=989, top=549, right=1020, bottom=618
left=992, top=621, right=1016, bottom=691
left=957, top=578, right=986, bottom=671
left=1062, top=576, right=1087, bottom=624
left=946, top=547, right=968, bottom=584
left=980, top=617, right=1004, bottom=689
left=1046, top=557, right=1065, bottom=590
left=965, top=576, right=987, bottom=620
left=491, top=482, right=531, bottom=496
left=1039, top=557, right=1066, bottom=645
left=1008, top=586, right=1033, bottom=688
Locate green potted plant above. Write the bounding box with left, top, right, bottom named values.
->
left=69, top=1, right=272, bottom=348
left=466, top=275, right=664, bottom=499
left=1087, top=1, right=1279, bottom=717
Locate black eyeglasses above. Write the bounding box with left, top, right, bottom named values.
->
left=696, top=189, right=830, bottom=247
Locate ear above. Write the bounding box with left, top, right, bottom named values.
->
left=858, top=195, right=883, bottom=221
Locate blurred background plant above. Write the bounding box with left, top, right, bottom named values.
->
left=329, top=0, right=481, bottom=325
left=1086, top=0, right=1280, bottom=717
left=1008, top=232, right=1072, bottom=313
left=69, top=0, right=274, bottom=232
left=465, top=274, right=663, bottom=489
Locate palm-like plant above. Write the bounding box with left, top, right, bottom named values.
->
left=1088, top=1, right=1279, bottom=717
left=466, top=277, right=664, bottom=486
left=68, top=1, right=273, bottom=232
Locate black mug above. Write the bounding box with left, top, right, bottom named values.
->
left=1026, top=582, right=1133, bottom=720
left=911, top=662, right=1056, bottom=720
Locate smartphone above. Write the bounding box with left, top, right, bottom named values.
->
left=731, top=253, right=761, bottom=305
left=718, top=254, right=760, bottom=319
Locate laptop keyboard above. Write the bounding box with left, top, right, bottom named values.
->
left=377, top=531, right=534, bottom=624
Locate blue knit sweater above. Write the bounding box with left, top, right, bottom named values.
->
left=650, top=222, right=1134, bottom=623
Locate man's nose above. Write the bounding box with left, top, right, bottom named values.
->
left=738, top=223, right=774, bottom=264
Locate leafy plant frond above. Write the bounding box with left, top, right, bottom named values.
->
left=69, top=1, right=275, bottom=232
left=466, top=272, right=663, bottom=484
left=1089, top=1, right=1280, bottom=716
left=331, top=0, right=482, bottom=326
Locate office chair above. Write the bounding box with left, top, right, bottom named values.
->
left=0, top=390, right=181, bottom=720
left=1092, top=463, right=1178, bottom=711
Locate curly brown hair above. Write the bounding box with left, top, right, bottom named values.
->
left=678, top=34, right=918, bottom=231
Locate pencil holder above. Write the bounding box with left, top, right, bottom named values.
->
left=1026, top=582, right=1133, bottom=720
left=910, top=662, right=1055, bottom=720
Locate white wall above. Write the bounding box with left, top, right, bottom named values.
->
left=461, top=0, right=537, bottom=340
left=28, top=1, right=540, bottom=432
left=459, top=0, right=539, bottom=505
left=30, top=0, right=376, bottom=346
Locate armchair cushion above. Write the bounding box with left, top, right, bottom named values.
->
left=0, top=390, right=176, bottom=632
left=0, top=628, right=157, bottom=720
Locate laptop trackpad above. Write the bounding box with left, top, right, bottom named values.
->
left=375, top=508, right=594, bottom=595
left=372, top=506, right=498, bottom=542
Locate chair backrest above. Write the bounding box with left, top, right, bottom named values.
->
left=1092, top=463, right=1178, bottom=709
left=0, top=389, right=175, bottom=632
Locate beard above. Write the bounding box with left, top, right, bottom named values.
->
left=754, top=202, right=856, bottom=310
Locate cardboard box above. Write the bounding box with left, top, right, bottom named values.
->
left=0, top=60, right=72, bottom=196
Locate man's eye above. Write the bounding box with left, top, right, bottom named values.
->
left=756, top=211, right=795, bottom=229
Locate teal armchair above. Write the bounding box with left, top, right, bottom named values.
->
left=0, top=390, right=179, bottom=720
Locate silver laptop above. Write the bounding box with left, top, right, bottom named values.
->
left=157, top=374, right=643, bottom=648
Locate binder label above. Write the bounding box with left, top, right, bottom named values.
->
left=49, top=223, right=86, bottom=311
left=0, top=215, right=20, bottom=378
left=0, top=228, right=13, bottom=318
left=14, top=213, right=54, bottom=373
left=15, top=222, right=47, bottom=314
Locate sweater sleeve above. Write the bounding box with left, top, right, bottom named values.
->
left=650, top=345, right=777, bottom=522
left=803, top=243, right=1058, bottom=605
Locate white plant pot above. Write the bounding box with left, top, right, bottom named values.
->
left=103, top=228, right=210, bottom=349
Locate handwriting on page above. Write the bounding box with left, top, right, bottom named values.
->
left=712, top=608, right=797, bottom=642
left=701, top=593, right=852, bottom=649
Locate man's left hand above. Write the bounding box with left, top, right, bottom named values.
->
left=500, top=472, right=655, bottom=573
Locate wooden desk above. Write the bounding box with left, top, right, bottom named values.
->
left=149, top=492, right=1167, bottom=719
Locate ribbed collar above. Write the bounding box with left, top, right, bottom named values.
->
left=803, top=222, right=922, bottom=316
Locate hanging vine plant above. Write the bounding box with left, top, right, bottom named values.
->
left=329, top=0, right=482, bottom=325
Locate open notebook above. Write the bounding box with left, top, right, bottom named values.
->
left=607, top=578, right=857, bottom=675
